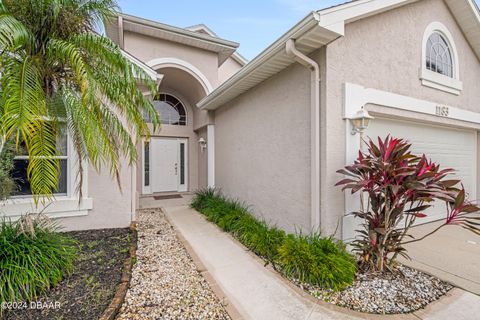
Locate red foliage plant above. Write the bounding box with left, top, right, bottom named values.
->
left=336, top=136, right=480, bottom=272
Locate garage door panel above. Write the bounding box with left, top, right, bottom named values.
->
left=366, top=118, right=476, bottom=223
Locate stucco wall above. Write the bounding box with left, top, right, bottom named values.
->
left=321, top=0, right=480, bottom=236
left=124, top=31, right=220, bottom=88
left=58, top=160, right=134, bottom=231
left=197, top=126, right=208, bottom=189
left=218, top=56, right=244, bottom=83
left=215, top=63, right=311, bottom=233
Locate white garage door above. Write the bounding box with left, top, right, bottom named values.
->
left=366, top=118, right=477, bottom=223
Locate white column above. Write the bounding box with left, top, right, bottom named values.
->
left=207, top=124, right=215, bottom=187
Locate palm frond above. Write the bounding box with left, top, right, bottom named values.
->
left=0, top=0, right=157, bottom=199
left=26, top=121, right=60, bottom=201
left=0, top=12, right=31, bottom=50
left=1, top=54, right=45, bottom=144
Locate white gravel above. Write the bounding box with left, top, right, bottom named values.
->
left=295, top=265, right=453, bottom=314
left=117, top=208, right=231, bottom=320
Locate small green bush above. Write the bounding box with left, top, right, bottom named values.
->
left=217, top=209, right=245, bottom=232
left=0, top=214, right=77, bottom=303
left=277, top=233, right=356, bottom=291
left=191, top=187, right=218, bottom=211
left=191, top=188, right=356, bottom=291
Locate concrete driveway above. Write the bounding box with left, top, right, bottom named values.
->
left=401, top=220, right=480, bottom=294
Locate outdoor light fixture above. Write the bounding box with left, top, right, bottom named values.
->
left=350, top=107, right=374, bottom=135
left=198, top=137, right=207, bottom=152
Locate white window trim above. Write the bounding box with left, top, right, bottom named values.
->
left=0, top=135, right=92, bottom=220
left=420, top=21, right=462, bottom=95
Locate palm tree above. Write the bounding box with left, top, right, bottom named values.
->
left=0, top=0, right=159, bottom=200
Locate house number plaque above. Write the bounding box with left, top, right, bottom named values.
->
left=435, top=105, right=449, bottom=117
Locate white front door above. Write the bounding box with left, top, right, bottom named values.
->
left=149, top=138, right=188, bottom=193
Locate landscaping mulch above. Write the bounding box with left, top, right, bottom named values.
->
left=3, top=228, right=132, bottom=320
left=294, top=264, right=453, bottom=314
left=117, top=208, right=230, bottom=320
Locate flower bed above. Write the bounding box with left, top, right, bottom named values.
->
left=191, top=189, right=356, bottom=291
left=3, top=227, right=133, bottom=320
left=191, top=189, right=453, bottom=315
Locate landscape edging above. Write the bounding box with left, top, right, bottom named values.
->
left=99, top=222, right=138, bottom=320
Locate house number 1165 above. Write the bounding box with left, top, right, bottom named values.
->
left=436, top=105, right=449, bottom=117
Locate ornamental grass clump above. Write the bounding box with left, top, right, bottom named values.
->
left=277, top=233, right=356, bottom=291
left=336, top=136, right=480, bottom=272
left=191, top=188, right=356, bottom=290
left=0, top=214, right=77, bottom=304
left=192, top=189, right=285, bottom=262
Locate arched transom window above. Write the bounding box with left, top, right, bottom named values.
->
left=426, top=32, right=453, bottom=78
left=153, top=93, right=187, bottom=126
left=420, top=22, right=462, bottom=95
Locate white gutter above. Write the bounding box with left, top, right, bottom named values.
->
left=285, top=39, right=321, bottom=231
left=197, top=12, right=324, bottom=110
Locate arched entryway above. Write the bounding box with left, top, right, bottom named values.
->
left=139, top=59, right=213, bottom=197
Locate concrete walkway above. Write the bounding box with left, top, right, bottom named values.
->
left=164, top=206, right=480, bottom=320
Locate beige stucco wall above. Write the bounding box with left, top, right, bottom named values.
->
left=124, top=31, right=220, bottom=89
left=218, top=56, right=244, bottom=83
left=197, top=126, right=208, bottom=189
left=215, top=63, right=312, bottom=233
left=58, top=160, right=134, bottom=231
left=321, top=0, right=480, bottom=236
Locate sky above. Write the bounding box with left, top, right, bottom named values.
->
left=117, top=0, right=480, bottom=61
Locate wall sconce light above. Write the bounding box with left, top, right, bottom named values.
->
left=198, top=137, right=207, bottom=152
left=349, top=107, right=374, bottom=135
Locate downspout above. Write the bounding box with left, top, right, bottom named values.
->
left=118, top=15, right=124, bottom=49
left=285, top=39, right=321, bottom=231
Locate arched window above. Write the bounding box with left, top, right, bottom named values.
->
left=152, top=93, right=187, bottom=125
left=426, top=32, right=453, bottom=77
left=420, top=22, right=462, bottom=95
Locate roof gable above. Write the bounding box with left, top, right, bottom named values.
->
left=186, top=24, right=248, bottom=66
left=106, top=14, right=239, bottom=66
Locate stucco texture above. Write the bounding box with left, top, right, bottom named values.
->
left=124, top=31, right=220, bottom=89
left=58, top=161, right=134, bottom=231
left=214, top=63, right=312, bottom=233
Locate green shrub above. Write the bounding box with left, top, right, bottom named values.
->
left=217, top=209, right=245, bottom=232
left=190, top=188, right=218, bottom=211
left=0, top=214, right=77, bottom=303
left=191, top=188, right=356, bottom=291
left=277, top=233, right=356, bottom=291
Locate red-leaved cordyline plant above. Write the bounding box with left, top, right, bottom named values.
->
left=336, top=136, right=480, bottom=272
